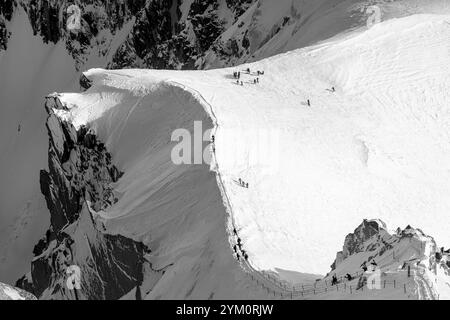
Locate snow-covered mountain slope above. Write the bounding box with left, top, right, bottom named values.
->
left=204, top=0, right=450, bottom=67
left=297, top=220, right=450, bottom=300
left=0, top=281, right=36, bottom=300
left=34, top=12, right=450, bottom=299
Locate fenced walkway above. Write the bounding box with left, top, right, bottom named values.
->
left=166, top=80, right=423, bottom=300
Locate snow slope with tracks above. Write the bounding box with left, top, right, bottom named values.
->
left=53, top=14, right=450, bottom=298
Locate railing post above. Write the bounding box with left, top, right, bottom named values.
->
left=350, top=286, right=352, bottom=294
left=404, top=284, right=406, bottom=294
left=394, top=280, right=396, bottom=288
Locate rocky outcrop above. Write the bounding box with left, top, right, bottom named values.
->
left=331, top=219, right=391, bottom=270
left=108, top=0, right=256, bottom=70
left=0, top=0, right=16, bottom=50
left=17, top=94, right=155, bottom=300
left=1, top=0, right=258, bottom=70
left=0, top=281, right=36, bottom=300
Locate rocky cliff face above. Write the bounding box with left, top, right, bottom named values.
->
left=16, top=94, right=158, bottom=300
left=329, top=219, right=450, bottom=299
left=332, top=219, right=390, bottom=269
left=0, top=0, right=16, bottom=50
left=1, top=0, right=258, bottom=70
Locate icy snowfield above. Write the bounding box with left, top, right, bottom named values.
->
left=54, top=12, right=450, bottom=295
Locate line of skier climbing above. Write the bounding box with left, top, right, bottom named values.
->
left=232, top=227, right=249, bottom=262
left=209, top=131, right=249, bottom=263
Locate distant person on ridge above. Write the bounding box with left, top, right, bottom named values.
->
left=331, top=274, right=338, bottom=286
left=361, top=261, right=368, bottom=272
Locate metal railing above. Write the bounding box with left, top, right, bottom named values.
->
left=164, top=80, right=420, bottom=300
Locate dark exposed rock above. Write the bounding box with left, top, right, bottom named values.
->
left=0, top=281, right=37, bottom=300
left=17, top=95, right=153, bottom=300
left=1, top=0, right=258, bottom=70
left=331, top=219, right=388, bottom=270
left=0, top=0, right=16, bottom=50
left=343, top=219, right=386, bottom=258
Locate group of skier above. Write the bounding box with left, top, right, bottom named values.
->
left=232, top=67, right=264, bottom=86
left=232, top=228, right=249, bottom=262
left=238, top=178, right=249, bottom=188
left=327, top=258, right=378, bottom=287
left=331, top=272, right=354, bottom=286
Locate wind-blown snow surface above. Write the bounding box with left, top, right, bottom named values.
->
left=56, top=14, right=450, bottom=291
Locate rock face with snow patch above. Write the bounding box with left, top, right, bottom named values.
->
left=0, top=0, right=257, bottom=70
left=331, top=219, right=388, bottom=269
left=328, top=220, right=450, bottom=299
left=16, top=95, right=154, bottom=300
left=0, top=281, right=36, bottom=300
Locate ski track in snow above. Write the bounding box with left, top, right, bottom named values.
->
left=51, top=13, right=450, bottom=298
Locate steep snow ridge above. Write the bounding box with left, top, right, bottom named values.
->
left=204, top=0, right=450, bottom=68
left=56, top=74, right=266, bottom=299
left=56, top=14, right=450, bottom=291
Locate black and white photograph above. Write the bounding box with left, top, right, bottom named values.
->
left=0, top=0, right=449, bottom=308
